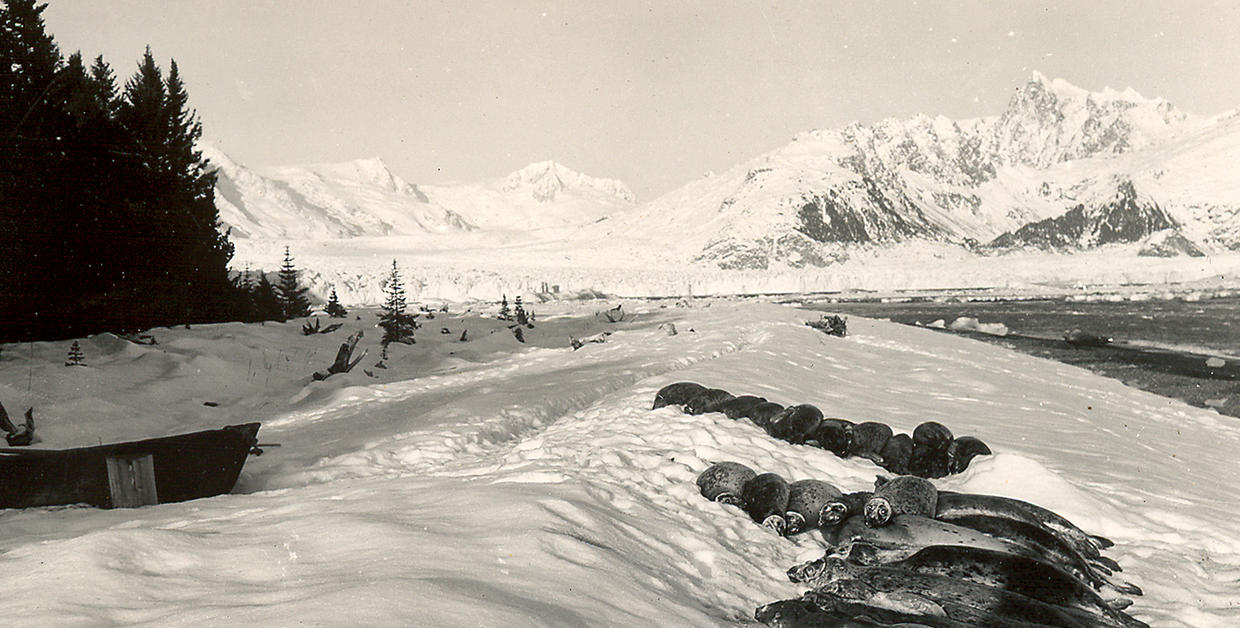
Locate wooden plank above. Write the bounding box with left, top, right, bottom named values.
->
left=106, top=454, right=159, bottom=508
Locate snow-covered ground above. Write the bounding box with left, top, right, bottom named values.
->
left=1, top=301, right=1237, bottom=626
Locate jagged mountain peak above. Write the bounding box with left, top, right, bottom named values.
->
left=588, top=72, right=1238, bottom=269
left=502, top=160, right=637, bottom=204
left=1026, top=71, right=1163, bottom=107
left=992, top=72, right=1196, bottom=169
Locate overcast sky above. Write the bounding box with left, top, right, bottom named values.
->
left=43, top=1, right=1240, bottom=199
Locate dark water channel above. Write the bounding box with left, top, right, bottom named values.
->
left=808, top=296, right=1240, bottom=418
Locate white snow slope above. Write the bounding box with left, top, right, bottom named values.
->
left=210, top=146, right=636, bottom=241
left=1, top=301, right=1237, bottom=626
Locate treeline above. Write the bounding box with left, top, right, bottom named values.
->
left=0, top=1, right=255, bottom=342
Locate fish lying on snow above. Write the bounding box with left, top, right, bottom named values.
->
left=784, top=554, right=1148, bottom=628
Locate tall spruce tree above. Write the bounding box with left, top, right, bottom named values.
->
left=378, top=260, right=416, bottom=357
left=0, top=1, right=62, bottom=137
left=276, top=247, right=311, bottom=320
left=0, top=6, right=247, bottom=340
left=164, top=58, right=236, bottom=321
left=0, top=0, right=68, bottom=335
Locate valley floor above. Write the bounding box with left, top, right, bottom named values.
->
left=0, top=301, right=1237, bottom=626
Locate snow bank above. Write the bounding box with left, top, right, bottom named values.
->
left=1, top=302, right=1237, bottom=626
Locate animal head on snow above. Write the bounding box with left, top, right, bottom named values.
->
left=864, top=496, right=894, bottom=527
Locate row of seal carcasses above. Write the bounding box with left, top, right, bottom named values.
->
left=694, top=462, right=1148, bottom=627
left=653, top=381, right=992, bottom=477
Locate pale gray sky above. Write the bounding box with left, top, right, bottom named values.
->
left=43, top=1, right=1240, bottom=199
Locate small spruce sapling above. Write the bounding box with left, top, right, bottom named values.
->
left=498, top=294, right=512, bottom=321
left=65, top=341, right=85, bottom=366
left=514, top=296, right=528, bottom=326
left=325, top=287, right=348, bottom=318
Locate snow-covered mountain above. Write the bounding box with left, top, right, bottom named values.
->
left=421, top=160, right=636, bottom=232
left=208, top=146, right=474, bottom=240
left=987, top=71, right=1193, bottom=168
left=212, top=72, right=1240, bottom=299
left=575, top=73, right=1239, bottom=270
left=987, top=180, right=1179, bottom=249
left=208, top=148, right=636, bottom=240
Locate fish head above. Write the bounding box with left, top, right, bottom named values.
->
left=714, top=492, right=743, bottom=508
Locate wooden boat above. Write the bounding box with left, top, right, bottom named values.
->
left=0, top=423, right=261, bottom=510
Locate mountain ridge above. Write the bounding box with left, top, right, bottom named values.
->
left=569, top=72, right=1236, bottom=269
left=212, top=72, right=1240, bottom=272
left=209, top=149, right=637, bottom=239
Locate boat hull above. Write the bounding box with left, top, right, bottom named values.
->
left=0, top=423, right=260, bottom=509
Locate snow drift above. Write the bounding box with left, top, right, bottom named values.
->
left=0, top=302, right=1236, bottom=626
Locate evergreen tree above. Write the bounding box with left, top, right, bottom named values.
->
left=0, top=0, right=70, bottom=335
left=378, top=260, right=417, bottom=357
left=238, top=265, right=254, bottom=293
left=111, top=47, right=239, bottom=326
left=64, top=341, right=85, bottom=366
left=497, top=295, right=511, bottom=321
left=514, top=296, right=528, bottom=326
left=276, top=246, right=311, bottom=320
left=0, top=1, right=62, bottom=136
left=250, top=273, right=284, bottom=322
left=0, top=7, right=247, bottom=340
left=325, top=288, right=348, bottom=318
left=163, top=58, right=236, bottom=321
left=88, top=55, right=119, bottom=117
